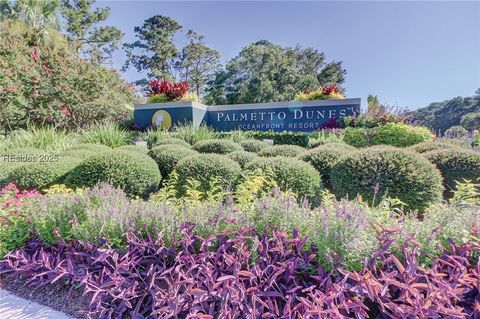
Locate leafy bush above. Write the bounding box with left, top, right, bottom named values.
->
left=343, top=123, right=434, bottom=148
left=0, top=147, right=46, bottom=185
left=152, top=137, right=191, bottom=148
left=250, top=131, right=309, bottom=147
left=6, top=157, right=81, bottom=190
left=148, top=145, right=198, bottom=179
left=445, top=125, right=468, bottom=138
left=175, top=154, right=241, bottom=194
left=0, top=21, right=136, bottom=132
left=342, top=127, right=372, bottom=147
left=192, top=139, right=243, bottom=154
left=330, top=146, right=443, bottom=211
left=299, top=143, right=355, bottom=189
left=424, top=149, right=480, bottom=197
left=408, top=141, right=458, bottom=154
left=239, top=139, right=269, bottom=153
left=0, top=184, right=40, bottom=257
left=65, top=151, right=161, bottom=197
left=80, top=122, right=134, bottom=148
left=227, top=151, right=258, bottom=168
left=372, top=123, right=434, bottom=147
left=258, top=144, right=306, bottom=157
left=33, top=184, right=161, bottom=247
left=245, top=156, right=322, bottom=203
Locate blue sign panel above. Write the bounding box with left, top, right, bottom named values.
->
left=134, top=99, right=360, bottom=132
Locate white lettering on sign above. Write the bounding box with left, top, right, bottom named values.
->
left=213, top=107, right=350, bottom=122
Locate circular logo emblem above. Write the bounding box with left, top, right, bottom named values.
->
left=151, top=110, right=172, bottom=129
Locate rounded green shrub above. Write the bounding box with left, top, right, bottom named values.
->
left=408, top=141, right=458, bottom=154
left=298, top=143, right=356, bottom=189
left=148, top=145, right=198, bottom=179
left=61, top=143, right=112, bottom=160
left=7, top=157, right=82, bottom=190
left=175, top=154, right=242, bottom=193
left=0, top=147, right=48, bottom=185
left=227, top=151, right=258, bottom=168
left=344, top=123, right=434, bottom=148
left=330, top=146, right=443, bottom=212
left=239, top=139, right=269, bottom=153
left=65, top=151, right=161, bottom=197
left=192, top=139, right=243, bottom=154
left=258, top=145, right=306, bottom=157
left=245, top=156, right=322, bottom=204
left=153, top=138, right=191, bottom=148
left=423, top=149, right=480, bottom=197
left=371, top=123, right=434, bottom=147
left=116, top=144, right=149, bottom=154
left=342, top=127, right=372, bottom=148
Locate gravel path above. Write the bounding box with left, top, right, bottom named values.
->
left=0, top=289, right=72, bottom=319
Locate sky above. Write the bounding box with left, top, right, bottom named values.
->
left=98, top=0, right=480, bottom=110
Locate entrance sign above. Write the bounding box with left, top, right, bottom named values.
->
left=134, top=98, right=360, bottom=132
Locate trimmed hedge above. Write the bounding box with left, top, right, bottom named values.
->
left=408, top=141, right=458, bottom=154
left=245, top=156, right=322, bottom=204
left=343, top=123, right=434, bottom=148
left=298, top=143, right=356, bottom=189
left=330, top=146, right=443, bottom=212
left=0, top=148, right=49, bottom=186
left=250, top=131, right=309, bottom=147
left=258, top=145, right=306, bottom=157
left=239, top=139, right=269, bottom=153
left=6, top=157, right=81, bottom=190
left=65, top=151, right=161, bottom=197
left=423, top=149, right=480, bottom=197
left=192, top=139, right=243, bottom=154
left=148, top=145, right=198, bottom=179
left=227, top=151, right=258, bottom=168
left=175, top=154, right=242, bottom=194
left=152, top=138, right=191, bottom=149
left=61, top=143, right=112, bottom=160
left=372, top=123, right=434, bottom=147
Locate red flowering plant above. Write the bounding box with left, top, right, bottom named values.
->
left=321, top=83, right=342, bottom=96
left=0, top=183, right=40, bottom=257
left=147, top=79, right=189, bottom=103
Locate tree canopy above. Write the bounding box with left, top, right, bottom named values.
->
left=411, top=90, right=480, bottom=133
left=123, top=15, right=182, bottom=81
left=204, top=40, right=346, bottom=105
left=61, top=0, right=124, bottom=64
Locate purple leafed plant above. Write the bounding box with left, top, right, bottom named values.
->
left=0, top=227, right=479, bottom=319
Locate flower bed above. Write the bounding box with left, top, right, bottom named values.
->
left=1, top=226, right=478, bottom=318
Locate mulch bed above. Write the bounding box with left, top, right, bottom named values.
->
left=0, top=274, right=90, bottom=319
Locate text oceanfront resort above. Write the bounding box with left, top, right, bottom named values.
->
left=134, top=98, right=361, bottom=132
